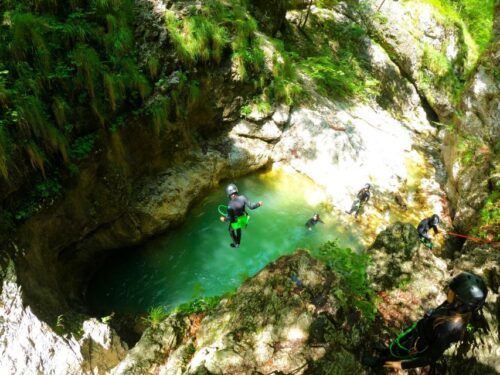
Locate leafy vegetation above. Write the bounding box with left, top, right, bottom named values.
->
left=141, top=306, right=168, bottom=328
left=473, top=189, right=500, bottom=241
left=419, top=43, right=464, bottom=103
left=0, top=0, right=150, bottom=180
left=174, top=296, right=223, bottom=315
left=416, top=0, right=495, bottom=52
left=313, top=240, right=376, bottom=322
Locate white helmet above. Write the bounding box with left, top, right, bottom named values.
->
left=226, top=183, right=238, bottom=197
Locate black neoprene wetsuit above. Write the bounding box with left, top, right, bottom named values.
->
left=226, top=195, right=260, bottom=245
left=305, top=217, right=324, bottom=229
left=377, top=302, right=466, bottom=369
left=347, top=188, right=371, bottom=216
left=418, top=217, right=439, bottom=240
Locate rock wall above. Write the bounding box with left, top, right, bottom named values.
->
left=0, top=258, right=127, bottom=374
left=441, top=6, right=499, bottom=232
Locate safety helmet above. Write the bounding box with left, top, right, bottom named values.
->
left=364, top=183, right=371, bottom=190
left=449, top=272, right=487, bottom=311
left=431, top=214, right=440, bottom=225
left=226, top=183, right=238, bottom=197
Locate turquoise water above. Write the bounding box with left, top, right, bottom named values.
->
left=87, top=169, right=362, bottom=314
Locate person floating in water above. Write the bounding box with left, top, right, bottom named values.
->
left=363, top=272, right=488, bottom=372
left=305, top=213, right=324, bottom=231
left=219, top=183, right=263, bottom=248
left=418, top=214, right=440, bottom=249
left=346, top=183, right=371, bottom=218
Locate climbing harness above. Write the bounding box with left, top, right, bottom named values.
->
left=230, top=213, right=250, bottom=230
left=218, top=205, right=250, bottom=229
left=389, top=322, right=428, bottom=359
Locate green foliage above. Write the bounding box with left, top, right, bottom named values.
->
left=69, top=134, right=96, bottom=160
left=174, top=296, right=222, bottom=315
left=420, top=43, right=463, bottom=103
left=313, top=240, right=376, bottom=322
left=14, top=178, right=62, bottom=220
left=142, top=306, right=168, bottom=327
left=473, top=189, right=500, bottom=241
left=416, top=0, right=495, bottom=52
left=0, top=0, right=150, bottom=179
left=301, top=55, right=378, bottom=100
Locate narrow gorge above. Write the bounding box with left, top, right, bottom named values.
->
left=0, top=0, right=497, bottom=374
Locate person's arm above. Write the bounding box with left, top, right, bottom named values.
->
left=241, top=195, right=262, bottom=210
left=223, top=205, right=236, bottom=222
left=397, top=324, right=462, bottom=370
left=432, top=225, right=439, bottom=235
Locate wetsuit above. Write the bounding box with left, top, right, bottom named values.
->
left=347, top=188, right=371, bottom=217
left=226, top=195, right=261, bottom=246
left=374, top=302, right=467, bottom=370
left=418, top=217, right=439, bottom=241
left=305, top=217, right=324, bottom=230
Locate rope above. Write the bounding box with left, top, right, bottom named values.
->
left=218, top=205, right=228, bottom=216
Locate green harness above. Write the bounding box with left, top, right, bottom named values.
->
left=231, top=213, right=250, bottom=230
left=218, top=205, right=250, bottom=230
left=389, top=322, right=428, bottom=359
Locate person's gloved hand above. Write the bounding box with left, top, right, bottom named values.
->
left=383, top=361, right=402, bottom=369
left=219, top=216, right=226, bottom=222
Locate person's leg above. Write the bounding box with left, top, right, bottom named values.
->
left=229, top=227, right=238, bottom=247
left=236, top=228, right=242, bottom=245
left=346, top=200, right=359, bottom=215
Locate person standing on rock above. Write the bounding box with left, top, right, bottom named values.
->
left=417, top=214, right=440, bottom=249
left=363, top=272, right=488, bottom=372
left=220, top=183, right=263, bottom=248
left=346, top=183, right=371, bottom=218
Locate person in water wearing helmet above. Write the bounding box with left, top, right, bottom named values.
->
left=418, top=214, right=440, bottom=249
left=305, top=213, right=324, bottom=230
left=346, top=183, right=371, bottom=218
left=363, top=272, right=488, bottom=371
left=220, top=183, right=263, bottom=248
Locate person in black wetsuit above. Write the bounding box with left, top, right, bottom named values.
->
left=305, top=213, right=324, bottom=230
left=418, top=214, right=440, bottom=249
left=363, top=272, right=488, bottom=372
left=346, top=183, right=371, bottom=218
left=219, top=183, right=263, bottom=248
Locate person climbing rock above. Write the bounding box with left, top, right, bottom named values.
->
left=418, top=214, right=440, bottom=249
left=346, top=183, right=371, bottom=218
left=219, top=183, right=263, bottom=248
left=363, top=272, right=488, bottom=372
left=305, top=213, right=324, bottom=230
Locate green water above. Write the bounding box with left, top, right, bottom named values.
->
left=87, top=169, right=362, bottom=314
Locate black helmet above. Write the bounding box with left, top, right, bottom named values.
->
left=226, top=183, right=238, bottom=197
left=430, top=214, right=440, bottom=225
left=364, top=183, right=371, bottom=190
left=449, top=272, right=487, bottom=310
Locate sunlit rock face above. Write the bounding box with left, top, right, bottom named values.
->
left=348, top=0, right=471, bottom=121
left=0, top=259, right=127, bottom=375
left=112, top=251, right=367, bottom=374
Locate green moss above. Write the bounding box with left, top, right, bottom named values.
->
left=141, top=306, right=169, bottom=328
left=419, top=43, right=464, bottom=103
left=473, top=189, right=500, bottom=241
left=414, top=0, right=495, bottom=52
